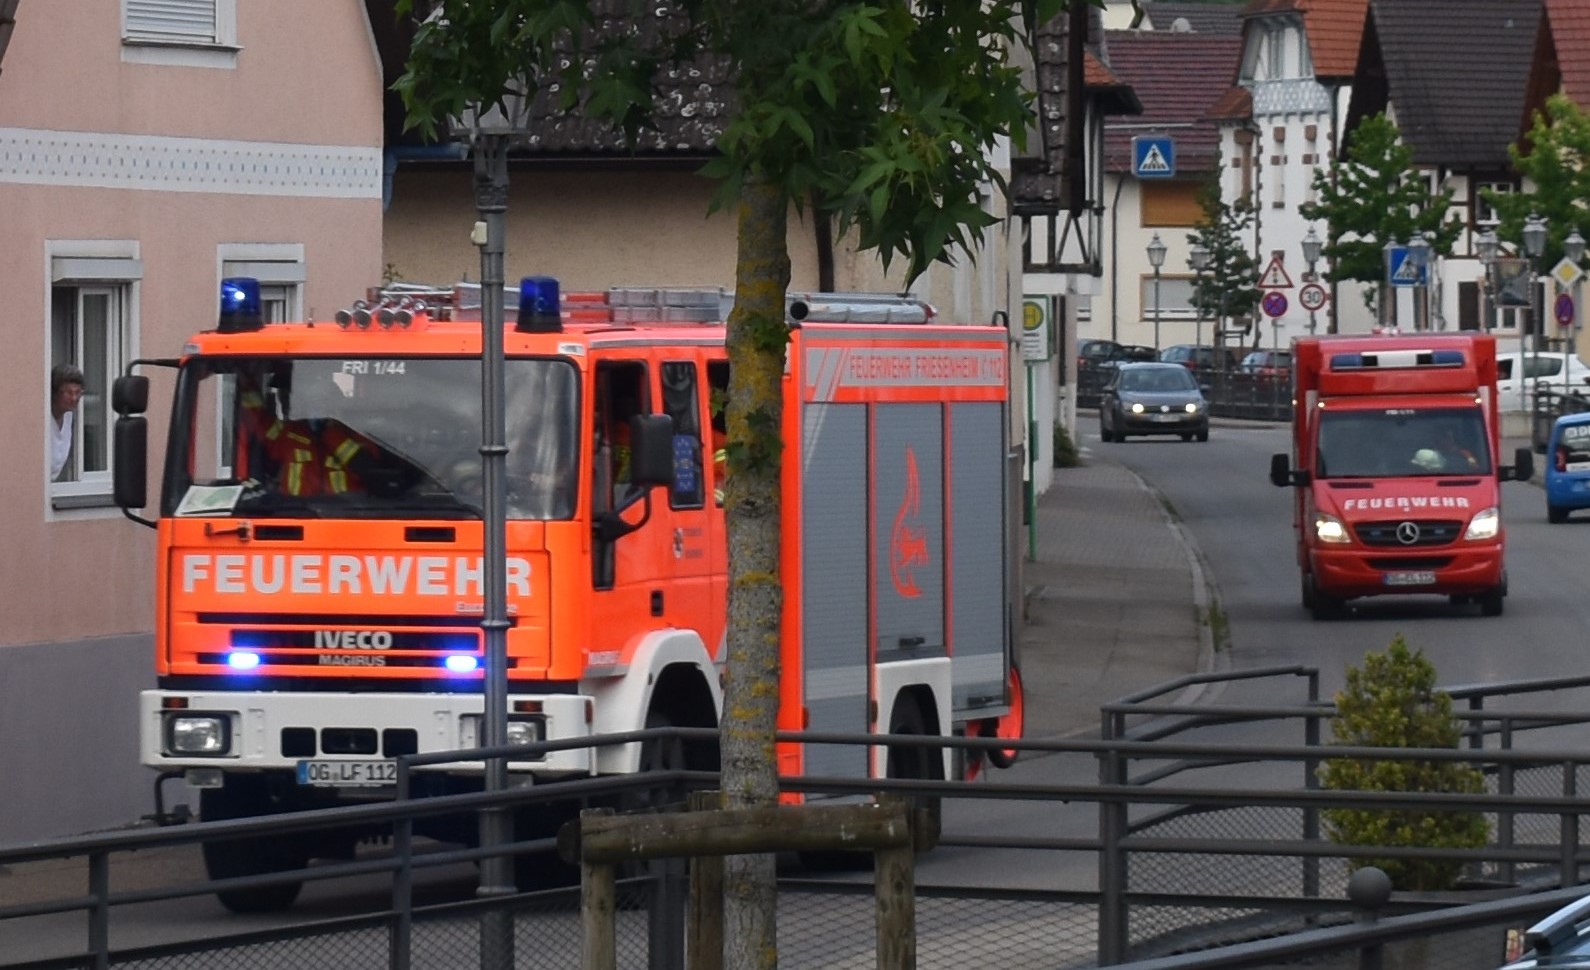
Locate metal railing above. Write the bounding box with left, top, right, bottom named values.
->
left=9, top=668, right=1590, bottom=969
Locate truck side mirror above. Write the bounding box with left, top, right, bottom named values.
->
left=1270, top=453, right=1292, bottom=488
left=112, top=376, right=152, bottom=512
left=1504, top=447, right=1535, bottom=483
left=627, top=413, right=677, bottom=488
left=114, top=417, right=148, bottom=509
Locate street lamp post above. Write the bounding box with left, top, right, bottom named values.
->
left=1476, top=227, right=1500, bottom=333
left=1562, top=229, right=1585, bottom=402
left=1301, top=227, right=1322, bottom=335
left=1381, top=236, right=1400, bottom=330
left=1147, top=232, right=1167, bottom=352
left=1189, top=241, right=1210, bottom=352
left=1406, top=234, right=1431, bottom=331
left=1524, top=212, right=1548, bottom=423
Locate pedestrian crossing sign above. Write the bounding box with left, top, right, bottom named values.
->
left=1132, top=135, right=1176, bottom=179
left=1386, top=246, right=1427, bottom=287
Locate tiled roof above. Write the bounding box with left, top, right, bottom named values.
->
left=1548, top=0, right=1590, bottom=107
left=1140, top=1, right=1243, bottom=36
left=1365, top=0, right=1543, bottom=167
left=1101, top=32, right=1243, bottom=174
left=1302, top=0, right=1370, bottom=79
left=1206, top=85, right=1253, bottom=121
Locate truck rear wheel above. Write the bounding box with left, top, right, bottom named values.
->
left=200, top=775, right=307, bottom=914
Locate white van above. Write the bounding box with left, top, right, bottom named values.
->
left=1495, top=351, right=1590, bottom=411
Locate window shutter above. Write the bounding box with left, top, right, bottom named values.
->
left=126, top=0, right=217, bottom=43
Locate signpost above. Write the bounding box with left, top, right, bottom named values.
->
left=1258, top=254, right=1294, bottom=290
left=1556, top=292, right=1575, bottom=328
left=1386, top=246, right=1427, bottom=287
left=1261, top=291, right=1289, bottom=318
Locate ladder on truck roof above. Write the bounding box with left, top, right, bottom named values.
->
left=367, top=281, right=936, bottom=326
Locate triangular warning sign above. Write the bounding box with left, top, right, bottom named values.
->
left=1138, top=145, right=1171, bottom=175
left=1258, top=254, right=1294, bottom=289
left=1391, top=251, right=1422, bottom=283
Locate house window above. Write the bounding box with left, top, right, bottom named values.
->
left=1141, top=276, right=1199, bottom=321
left=1475, top=181, right=1512, bottom=227
left=48, top=251, right=141, bottom=509
left=124, top=0, right=235, bottom=46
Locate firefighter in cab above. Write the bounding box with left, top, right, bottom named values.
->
left=237, top=364, right=375, bottom=497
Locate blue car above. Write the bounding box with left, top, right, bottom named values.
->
left=1545, top=412, right=1590, bottom=523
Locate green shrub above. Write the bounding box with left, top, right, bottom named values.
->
left=1318, top=635, right=1489, bottom=891
left=1053, top=422, right=1081, bottom=468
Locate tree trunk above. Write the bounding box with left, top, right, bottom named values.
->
left=720, top=172, right=791, bottom=970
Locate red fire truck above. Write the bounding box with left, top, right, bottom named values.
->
left=113, top=277, right=1024, bottom=910
left=1269, top=333, right=1533, bottom=620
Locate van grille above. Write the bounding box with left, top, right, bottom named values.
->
left=1354, top=520, right=1462, bottom=547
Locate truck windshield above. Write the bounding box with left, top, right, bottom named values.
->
left=1316, top=407, right=1492, bottom=478
left=164, top=357, right=580, bottom=520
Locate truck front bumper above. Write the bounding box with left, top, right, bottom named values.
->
left=1310, top=544, right=1504, bottom=600
left=140, top=690, right=596, bottom=775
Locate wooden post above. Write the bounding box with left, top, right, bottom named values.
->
left=687, top=791, right=724, bottom=970
left=580, top=809, right=617, bottom=970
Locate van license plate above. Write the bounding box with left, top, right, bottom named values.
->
left=1383, top=571, right=1436, bottom=587
left=297, top=760, right=397, bottom=787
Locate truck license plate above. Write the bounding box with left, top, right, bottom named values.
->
left=297, top=759, right=397, bottom=787
left=1383, top=571, right=1437, bottom=587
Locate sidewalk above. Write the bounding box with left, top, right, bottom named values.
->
left=1018, top=450, right=1217, bottom=740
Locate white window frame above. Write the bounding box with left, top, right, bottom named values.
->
left=1475, top=181, right=1512, bottom=227
left=1141, top=275, right=1199, bottom=322
left=47, top=242, right=142, bottom=516
left=123, top=0, right=239, bottom=69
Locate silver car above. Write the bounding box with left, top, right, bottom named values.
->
left=1099, top=362, right=1210, bottom=443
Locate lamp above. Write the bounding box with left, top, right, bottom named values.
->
left=1301, top=227, right=1322, bottom=335
left=1405, top=234, right=1431, bottom=331
left=1147, top=232, right=1167, bottom=352
left=1523, top=213, right=1547, bottom=422
left=1566, top=229, right=1586, bottom=265
left=1476, top=228, right=1500, bottom=332
left=1189, top=241, right=1210, bottom=352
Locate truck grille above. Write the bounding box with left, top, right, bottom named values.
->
left=1354, top=519, right=1462, bottom=547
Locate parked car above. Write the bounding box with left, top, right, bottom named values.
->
left=1119, top=344, right=1160, bottom=362
left=1160, top=344, right=1240, bottom=373
left=1240, top=350, right=1293, bottom=377
left=1545, top=412, right=1590, bottom=523
left=1498, top=892, right=1590, bottom=969
left=1496, top=351, right=1590, bottom=412
left=1098, top=362, right=1210, bottom=442
left=1078, top=338, right=1124, bottom=369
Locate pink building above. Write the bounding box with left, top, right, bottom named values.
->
left=0, top=0, right=383, bottom=840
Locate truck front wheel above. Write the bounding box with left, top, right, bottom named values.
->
left=199, top=775, right=307, bottom=913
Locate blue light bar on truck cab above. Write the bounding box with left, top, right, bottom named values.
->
left=1329, top=349, right=1464, bottom=371
left=217, top=277, right=265, bottom=333
left=516, top=276, right=563, bottom=333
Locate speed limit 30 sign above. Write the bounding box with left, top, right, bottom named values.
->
left=1298, top=283, right=1328, bottom=312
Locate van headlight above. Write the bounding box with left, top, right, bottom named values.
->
left=1465, top=506, right=1500, bottom=541
left=166, top=714, right=231, bottom=755
left=1314, top=514, right=1351, bottom=544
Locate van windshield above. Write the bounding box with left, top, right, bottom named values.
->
left=1316, top=407, right=1492, bottom=478
left=164, top=356, right=581, bottom=520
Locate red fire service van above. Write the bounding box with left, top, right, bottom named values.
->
left=1269, top=333, right=1533, bottom=619
left=113, top=277, right=1024, bottom=911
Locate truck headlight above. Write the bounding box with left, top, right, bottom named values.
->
left=167, top=715, right=231, bottom=755
left=463, top=715, right=545, bottom=757
left=1314, top=514, right=1350, bottom=544
left=1464, top=506, right=1501, bottom=541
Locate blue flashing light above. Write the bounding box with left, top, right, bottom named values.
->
left=1427, top=350, right=1465, bottom=366
left=218, top=277, right=265, bottom=333
left=1329, top=353, right=1365, bottom=370
left=516, top=276, right=563, bottom=333
left=444, top=654, right=480, bottom=674
left=228, top=651, right=262, bottom=671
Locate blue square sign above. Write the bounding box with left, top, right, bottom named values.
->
left=1132, top=135, right=1176, bottom=179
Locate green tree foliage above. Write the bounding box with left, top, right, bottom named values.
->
left=1318, top=635, right=1489, bottom=892
left=1187, top=170, right=1259, bottom=332
left=1300, top=114, right=1459, bottom=310
left=393, top=3, right=1066, bottom=966
left=1484, top=93, right=1590, bottom=268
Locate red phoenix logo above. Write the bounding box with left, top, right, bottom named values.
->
left=890, top=448, right=929, bottom=598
